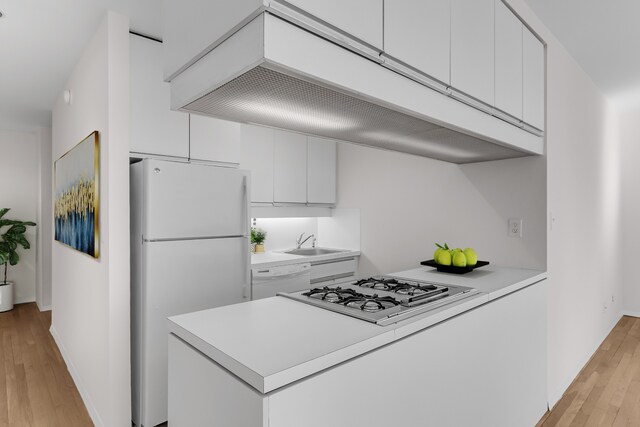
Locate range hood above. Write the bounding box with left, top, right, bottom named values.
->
left=166, top=9, right=544, bottom=164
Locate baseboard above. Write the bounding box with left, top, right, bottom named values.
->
left=49, top=325, right=104, bottom=427
left=623, top=310, right=640, bottom=318
left=36, top=302, right=51, bottom=312
left=547, top=311, right=624, bottom=409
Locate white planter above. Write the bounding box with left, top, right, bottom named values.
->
left=0, top=281, right=14, bottom=312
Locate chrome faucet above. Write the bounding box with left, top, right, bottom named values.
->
left=296, top=232, right=315, bottom=249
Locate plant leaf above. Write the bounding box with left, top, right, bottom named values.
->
left=0, top=219, right=22, bottom=227
left=7, top=225, right=26, bottom=235
left=0, top=208, right=8, bottom=219
left=9, top=251, right=19, bottom=266
left=16, top=236, right=30, bottom=250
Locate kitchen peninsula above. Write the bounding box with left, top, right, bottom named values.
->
left=168, top=265, right=547, bottom=426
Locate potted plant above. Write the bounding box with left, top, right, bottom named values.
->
left=251, top=228, right=267, bottom=253
left=0, top=208, right=36, bottom=312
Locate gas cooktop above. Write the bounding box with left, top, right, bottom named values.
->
left=279, top=276, right=481, bottom=326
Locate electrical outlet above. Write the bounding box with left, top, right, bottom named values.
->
left=612, top=295, right=615, bottom=303
left=508, top=218, right=523, bottom=238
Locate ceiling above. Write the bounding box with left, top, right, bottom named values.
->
left=1, top=0, right=640, bottom=130
left=522, top=0, right=640, bottom=109
left=0, top=0, right=162, bottom=130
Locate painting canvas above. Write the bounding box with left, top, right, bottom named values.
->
left=54, top=131, right=100, bottom=258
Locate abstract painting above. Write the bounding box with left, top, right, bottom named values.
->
left=54, top=131, right=100, bottom=258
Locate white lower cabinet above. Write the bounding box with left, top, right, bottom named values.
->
left=168, top=334, right=267, bottom=427
left=310, top=257, right=358, bottom=286
left=169, top=280, right=547, bottom=426
left=189, top=114, right=241, bottom=165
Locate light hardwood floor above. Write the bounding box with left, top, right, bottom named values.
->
left=537, top=315, right=640, bottom=427
left=0, top=303, right=92, bottom=427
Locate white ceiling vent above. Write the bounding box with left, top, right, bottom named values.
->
left=184, top=66, right=527, bottom=164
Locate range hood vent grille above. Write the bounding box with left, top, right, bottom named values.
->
left=184, top=66, right=527, bottom=164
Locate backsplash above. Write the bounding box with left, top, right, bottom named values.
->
left=252, top=218, right=318, bottom=252
left=252, top=209, right=361, bottom=253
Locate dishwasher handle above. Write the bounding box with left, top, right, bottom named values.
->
left=252, top=263, right=311, bottom=281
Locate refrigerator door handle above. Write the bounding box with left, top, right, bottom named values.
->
left=243, top=175, right=250, bottom=235
left=243, top=174, right=251, bottom=300
left=243, top=236, right=251, bottom=300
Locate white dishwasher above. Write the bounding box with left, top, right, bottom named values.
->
left=251, top=263, right=311, bottom=300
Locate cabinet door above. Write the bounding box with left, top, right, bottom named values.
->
left=273, top=131, right=307, bottom=204
left=286, top=0, right=383, bottom=49
left=239, top=125, right=274, bottom=204
left=523, top=28, right=545, bottom=131
left=307, top=137, right=337, bottom=204
left=189, top=115, right=241, bottom=164
left=451, top=0, right=495, bottom=105
left=495, top=0, right=523, bottom=119
left=384, top=0, right=450, bottom=84
left=130, top=34, right=189, bottom=158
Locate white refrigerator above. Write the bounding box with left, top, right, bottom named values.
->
left=130, top=159, right=251, bottom=427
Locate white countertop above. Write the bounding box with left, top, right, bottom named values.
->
left=392, top=264, right=547, bottom=301
left=168, top=265, right=546, bottom=394
left=250, top=249, right=360, bottom=269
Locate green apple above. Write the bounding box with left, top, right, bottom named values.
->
left=464, top=248, right=478, bottom=266
left=434, top=248, right=443, bottom=263
left=452, top=251, right=467, bottom=267
left=438, top=250, right=452, bottom=266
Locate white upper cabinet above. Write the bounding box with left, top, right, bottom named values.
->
left=523, top=28, right=545, bottom=131
left=240, top=126, right=338, bottom=206
left=239, top=124, right=274, bottom=204
left=189, top=115, right=241, bottom=164
left=451, top=0, right=495, bottom=105
left=494, top=0, right=523, bottom=120
left=130, top=34, right=189, bottom=158
left=384, top=0, right=451, bottom=84
left=285, top=0, right=383, bottom=49
left=273, top=130, right=308, bottom=204
left=307, top=137, right=337, bottom=205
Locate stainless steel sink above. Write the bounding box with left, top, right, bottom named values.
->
left=284, top=248, right=346, bottom=256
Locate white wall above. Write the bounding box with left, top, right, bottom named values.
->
left=619, top=107, right=640, bottom=314
left=544, top=45, right=622, bottom=407
left=51, top=11, right=131, bottom=427
left=0, top=129, right=39, bottom=303
left=37, top=126, right=53, bottom=310
left=336, top=143, right=546, bottom=277
left=507, top=0, right=624, bottom=409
